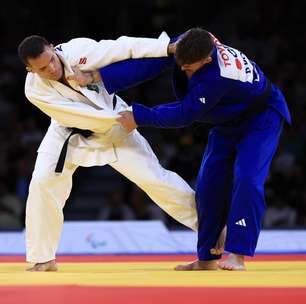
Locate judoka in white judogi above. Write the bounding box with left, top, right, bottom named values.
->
left=22, top=33, right=198, bottom=264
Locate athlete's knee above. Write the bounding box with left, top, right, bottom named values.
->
left=234, top=174, right=263, bottom=192
left=137, top=166, right=170, bottom=188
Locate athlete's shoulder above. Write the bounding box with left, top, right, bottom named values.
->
left=25, top=72, right=51, bottom=100
left=194, top=49, right=228, bottom=85
left=55, top=37, right=99, bottom=66
left=57, top=37, right=96, bottom=52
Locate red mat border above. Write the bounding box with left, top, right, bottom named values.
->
left=0, top=286, right=305, bottom=304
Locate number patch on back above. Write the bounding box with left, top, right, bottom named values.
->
left=211, top=34, right=257, bottom=83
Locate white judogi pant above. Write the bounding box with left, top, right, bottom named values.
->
left=26, top=130, right=198, bottom=263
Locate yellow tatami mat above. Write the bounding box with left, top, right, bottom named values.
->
left=1, top=261, right=305, bottom=287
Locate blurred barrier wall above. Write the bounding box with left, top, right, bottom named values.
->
left=0, top=221, right=305, bottom=255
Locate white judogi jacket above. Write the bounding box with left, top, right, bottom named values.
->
left=25, top=33, right=170, bottom=166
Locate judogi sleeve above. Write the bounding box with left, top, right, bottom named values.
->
left=65, top=32, right=171, bottom=70
left=99, top=57, right=173, bottom=94
left=132, top=76, right=231, bottom=128
left=97, top=34, right=184, bottom=94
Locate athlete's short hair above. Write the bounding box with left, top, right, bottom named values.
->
left=18, top=35, right=50, bottom=65
left=175, top=28, right=214, bottom=66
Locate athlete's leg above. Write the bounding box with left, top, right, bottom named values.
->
left=110, top=130, right=198, bottom=231
left=175, top=127, right=235, bottom=270
left=26, top=152, right=78, bottom=270
left=221, top=109, right=283, bottom=270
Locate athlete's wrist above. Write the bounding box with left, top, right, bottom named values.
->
left=88, top=72, right=95, bottom=84
left=89, top=71, right=101, bottom=83
left=167, top=42, right=177, bottom=55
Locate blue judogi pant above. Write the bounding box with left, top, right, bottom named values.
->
left=196, top=107, right=283, bottom=260
left=99, top=57, right=287, bottom=260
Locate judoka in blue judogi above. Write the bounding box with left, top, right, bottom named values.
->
left=98, top=28, right=291, bottom=270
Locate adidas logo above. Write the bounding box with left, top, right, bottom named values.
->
left=235, top=218, right=246, bottom=227
left=199, top=97, right=206, bottom=104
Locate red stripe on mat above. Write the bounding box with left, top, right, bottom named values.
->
left=0, top=286, right=305, bottom=304
left=1, top=254, right=306, bottom=262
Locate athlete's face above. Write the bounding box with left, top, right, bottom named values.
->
left=179, top=56, right=212, bottom=79
left=27, top=46, right=63, bottom=81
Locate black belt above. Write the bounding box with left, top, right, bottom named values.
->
left=55, top=128, right=93, bottom=173
left=55, top=94, right=118, bottom=173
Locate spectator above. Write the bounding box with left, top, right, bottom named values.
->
left=98, top=188, right=135, bottom=221
left=0, top=181, right=23, bottom=230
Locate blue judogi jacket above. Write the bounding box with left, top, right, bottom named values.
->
left=99, top=35, right=291, bottom=128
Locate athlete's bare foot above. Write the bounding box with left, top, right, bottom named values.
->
left=218, top=253, right=246, bottom=271
left=26, top=260, right=58, bottom=272
left=210, top=226, right=227, bottom=255
left=175, top=259, right=218, bottom=271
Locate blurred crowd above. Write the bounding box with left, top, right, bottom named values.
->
left=0, top=0, right=306, bottom=230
